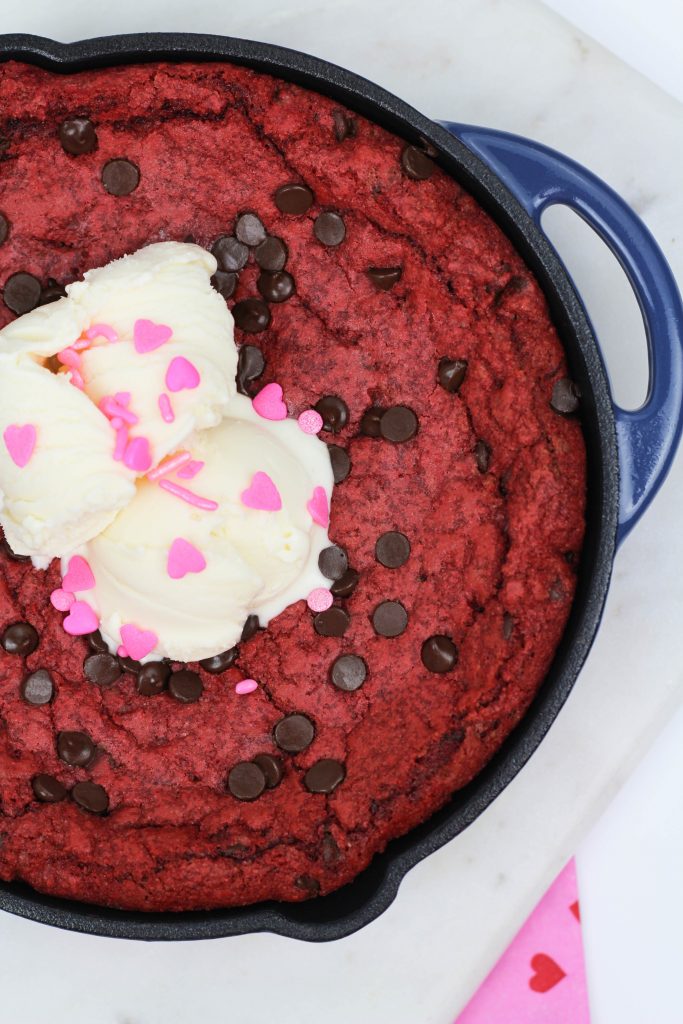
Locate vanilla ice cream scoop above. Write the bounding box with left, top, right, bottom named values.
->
left=72, top=396, right=334, bottom=662
left=0, top=242, right=236, bottom=562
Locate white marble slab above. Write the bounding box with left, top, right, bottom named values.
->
left=1, top=1, right=682, bottom=1021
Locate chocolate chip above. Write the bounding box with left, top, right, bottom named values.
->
left=59, top=117, right=97, bottom=155
left=101, top=158, right=139, bottom=196
left=438, top=357, right=468, bottom=393
left=169, top=669, right=203, bottom=704
left=241, top=614, right=261, bottom=642
left=3, top=273, right=42, bottom=315
left=84, top=653, right=121, bottom=688
left=550, top=378, right=581, bottom=415
left=330, top=654, right=366, bottom=692
left=233, top=298, right=271, bottom=333
left=401, top=145, right=435, bottom=180
left=322, top=831, right=341, bottom=864
left=0, top=536, right=30, bottom=562
left=228, top=761, right=266, bottom=801
left=211, top=235, right=249, bottom=272
left=304, top=758, right=345, bottom=794
left=475, top=440, right=491, bottom=473
left=360, top=406, right=385, bottom=437
left=20, top=669, right=53, bottom=706
left=421, top=635, right=458, bottom=672
left=313, top=606, right=350, bottom=637
left=57, top=730, right=94, bottom=767
left=257, top=270, right=295, bottom=303
left=87, top=631, right=109, bottom=653
left=274, top=713, right=315, bottom=753
left=255, top=236, right=287, bottom=272
left=318, top=545, right=348, bottom=580
left=314, top=212, right=346, bottom=247
left=330, top=568, right=359, bottom=599
left=0, top=213, right=9, bottom=245
left=235, top=212, right=266, bottom=247
left=328, top=444, right=351, bottom=483
left=236, top=344, right=265, bottom=395
left=199, top=648, right=239, bottom=674
left=380, top=406, right=418, bottom=443
left=71, top=781, right=108, bottom=814
left=315, top=395, right=349, bottom=433
left=211, top=270, right=237, bottom=299
left=2, top=622, right=39, bottom=656
left=137, top=661, right=170, bottom=696
left=275, top=183, right=314, bottom=215
left=32, top=774, right=67, bottom=803
left=366, top=267, right=402, bottom=291
left=38, top=278, right=67, bottom=305
left=503, top=612, right=514, bottom=640
left=252, top=753, right=284, bottom=789
left=332, top=108, right=357, bottom=141
left=294, top=874, right=321, bottom=896
left=372, top=600, right=408, bottom=637
left=118, top=654, right=141, bottom=674
left=375, top=531, right=410, bottom=568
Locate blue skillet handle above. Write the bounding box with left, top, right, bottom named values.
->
left=440, top=122, right=683, bottom=546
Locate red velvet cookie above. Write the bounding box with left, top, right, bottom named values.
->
left=0, top=60, right=585, bottom=911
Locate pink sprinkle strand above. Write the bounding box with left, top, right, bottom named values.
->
left=100, top=396, right=138, bottom=425
left=113, top=426, right=128, bottom=461
left=298, top=409, right=324, bottom=435
left=123, top=436, right=153, bottom=473
left=235, top=679, right=258, bottom=695
left=307, top=587, right=333, bottom=613
left=158, top=392, right=175, bottom=423
left=3, top=424, right=36, bottom=468
left=147, top=450, right=191, bottom=482
left=158, top=478, right=219, bottom=511
left=57, top=347, right=82, bottom=369
left=69, top=369, right=85, bottom=391
left=114, top=392, right=131, bottom=406
left=177, top=460, right=204, bottom=480
left=110, top=416, right=123, bottom=430
left=86, top=323, right=118, bottom=343
left=307, top=486, right=330, bottom=528
left=71, top=337, right=91, bottom=352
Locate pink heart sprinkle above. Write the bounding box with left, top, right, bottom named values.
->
left=3, top=424, right=36, bottom=468
left=50, top=588, right=75, bottom=611
left=167, top=537, right=207, bottom=580
left=166, top=356, right=200, bottom=393
left=307, top=587, right=333, bottom=612
left=177, top=459, right=204, bottom=480
left=119, top=623, right=158, bottom=661
left=298, top=409, right=324, bottom=435
left=123, top=436, right=152, bottom=473
left=133, top=318, right=173, bottom=354
left=241, top=471, right=282, bottom=512
left=252, top=382, right=287, bottom=421
left=307, top=486, right=329, bottom=527
left=63, top=600, right=99, bottom=636
left=235, top=678, right=258, bottom=695
left=62, top=555, right=95, bottom=593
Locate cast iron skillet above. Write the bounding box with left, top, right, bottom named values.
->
left=0, top=33, right=681, bottom=943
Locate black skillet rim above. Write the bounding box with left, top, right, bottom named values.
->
left=0, top=33, right=618, bottom=942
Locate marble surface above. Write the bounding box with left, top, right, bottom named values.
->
left=1, top=1, right=682, bottom=1021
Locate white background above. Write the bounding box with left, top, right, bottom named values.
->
left=0, top=3, right=682, bottom=1022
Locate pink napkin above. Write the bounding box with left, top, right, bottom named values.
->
left=456, top=858, right=590, bottom=1022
